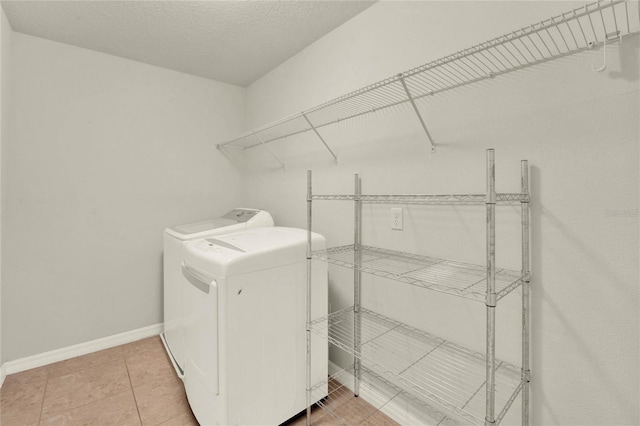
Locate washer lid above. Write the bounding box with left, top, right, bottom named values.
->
left=184, top=227, right=326, bottom=276
left=165, top=209, right=272, bottom=240
left=170, top=218, right=236, bottom=236
left=220, top=208, right=262, bottom=223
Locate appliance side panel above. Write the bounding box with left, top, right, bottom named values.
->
left=226, top=264, right=310, bottom=424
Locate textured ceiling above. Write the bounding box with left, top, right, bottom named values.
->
left=1, top=0, right=375, bottom=87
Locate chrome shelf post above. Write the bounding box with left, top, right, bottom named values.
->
left=305, top=170, right=313, bottom=426
left=485, top=149, right=497, bottom=426
left=521, top=160, right=531, bottom=426
left=353, top=174, right=362, bottom=396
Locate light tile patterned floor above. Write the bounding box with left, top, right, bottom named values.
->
left=0, top=336, right=396, bottom=426
left=0, top=336, right=197, bottom=426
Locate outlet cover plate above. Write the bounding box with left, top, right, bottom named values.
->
left=391, top=207, right=403, bottom=230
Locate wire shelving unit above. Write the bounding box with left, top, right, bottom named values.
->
left=219, top=0, right=639, bottom=167
left=305, top=149, right=531, bottom=425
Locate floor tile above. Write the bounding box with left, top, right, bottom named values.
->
left=48, top=347, right=124, bottom=378
left=364, top=410, right=401, bottom=426
left=0, top=366, right=49, bottom=426
left=126, top=350, right=178, bottom=388
left=306, top=411, right=342, bottom=426
left=333, top=395, right=401, bottom=426
left=334, top=396, right=380, bottom=425
left=284, top=406, right=339, bottom=426
left=321, top=379, right=354, bottom=412
left=133, top=375, right=192, bottom=426
left=2, top=336, right=399, bottom=426
left=39, top=389, right=141, bottom=426
left=122, top=336, right=164, bottom=359
left=41, top=358, right=130, bottom=418
left=2, top=365, right=50, bottom=386
left=0, top=393, right=45, bottom=426
left=308, top=416, right=342, bottom=426
left=156, top=411, right=199, bottom=426
left=286, top=393, right=399, bottom=426
left=125, top=341, right=176, bottom=388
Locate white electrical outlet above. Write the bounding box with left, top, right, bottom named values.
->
left=391, top=207, right=403, bottom=230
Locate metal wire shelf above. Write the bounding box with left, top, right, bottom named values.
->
left=308, top=367, right=403, bottom=425
left=311, top=193, right=529, bottom=205
left=308, top=365, right=463, bottom=426
left=219, top=0, right=639, bottom=165
left=312, top=245, right=526, bottom=303
left=311, top=307, right=523, bottom=425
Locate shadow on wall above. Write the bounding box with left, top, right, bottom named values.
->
left=609, top=35, right=639, bottom=82
left=529, top=165, right=553, bottom=425
left=529, top=165, right=638, bottom=424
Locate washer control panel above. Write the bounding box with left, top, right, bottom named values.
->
left=221, top=208, right=261, bottom=223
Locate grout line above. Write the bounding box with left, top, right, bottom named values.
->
left=161, top=413, right=187, bottom=426
left=40, top=389, right=135, bottom=424
left=38, top=355, right=133, bottom=422
left=37, top=366, right=52, bottom=425
left=27, top=338, right=169, bottom=426
left=123, top=347, right=144, bottom=426
left=47, top=346, right=124, bottom=380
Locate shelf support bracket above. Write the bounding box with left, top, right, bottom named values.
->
left=257, top=134, right=285, bottom=169
left=302, top=113, right=338, bottom=163
left=399, top=75, right=436, bottom=153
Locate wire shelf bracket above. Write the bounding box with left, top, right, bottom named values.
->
left=302, top=112, right=338, bottom=163
left=399, top=74, right=436, bottom=152
left=258, top=133, right=285, bottom=169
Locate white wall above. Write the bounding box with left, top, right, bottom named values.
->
left=243, top=2, right=639, bottom=426
left=0, top=6, right=12, bottom=384
left=1, top=33, right=246, bottom=361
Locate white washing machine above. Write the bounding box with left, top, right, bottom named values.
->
left=162, top=208, right=274, bottom=377
left=181, top=227, right=328, bottom=426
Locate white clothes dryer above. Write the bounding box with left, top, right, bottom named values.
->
left=162, top=208, right=274, bottom=377
left=181, top=227, right=328, bottom=426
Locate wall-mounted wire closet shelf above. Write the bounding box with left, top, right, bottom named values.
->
left=305, top=149, right=531, bottom=426
left=220, top=0, right=639, bottom=166
left=310, top=307, right=522, bottom=426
